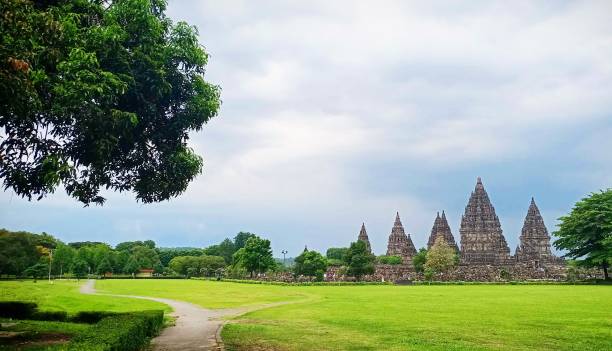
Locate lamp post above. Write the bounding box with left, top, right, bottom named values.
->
left=281, top=250, right=288, bottom=266
left=48, top=248, right=54, bottom=283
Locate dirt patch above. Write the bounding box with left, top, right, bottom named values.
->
left=0, top=332, right=71, bottom=349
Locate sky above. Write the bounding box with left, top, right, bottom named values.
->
left=1, top=0, right=611, bottom=257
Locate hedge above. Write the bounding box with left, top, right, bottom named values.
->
left=0, top=301, right=37, bottom=319
left=68, top=310, right=164, bottom=351
left=70, top=311, right=118, bottom=324
left=194, top=278, right=393, bottom=286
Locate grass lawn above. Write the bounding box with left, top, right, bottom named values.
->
left=96, top=280, right=612, bottom=351
left=95, top=279, right=314, bottom=309
left=0, top=280, right=168, bottom=313
left=2, top=280, right=611, bottom=350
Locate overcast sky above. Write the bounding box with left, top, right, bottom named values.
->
left=1, top=0, right=611, bottom=256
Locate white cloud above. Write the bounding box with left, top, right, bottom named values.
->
left=1, top=1, right=611, bottom=252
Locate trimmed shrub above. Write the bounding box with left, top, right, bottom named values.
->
left=71, top=311, right=118, bottom=324
left=68, top=310, right=164, bottom=351
left=31, top=310, right=68, bottom=321
left=0, top=301, right=37, bottom=318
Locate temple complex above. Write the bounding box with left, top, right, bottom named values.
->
left=459, top=177, right=512, bottom=265
left=386, top=212, right=417, bottom=263
left=335, top=177, right=567, bottom=282
left=427, top=211, right=458, bottom=251
left=515, top=198, right=559, bottom=267
left=357, top=223, right=372, bottom=253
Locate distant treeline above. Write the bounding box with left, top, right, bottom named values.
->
left=0, top=229, right=262, bottom=278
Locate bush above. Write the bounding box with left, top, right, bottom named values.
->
left=68, top=310, right=164, bottom=351
left=70, top=311, right=118, bottom=324
left=31, top=310, right=68, bottom=322
left=0, top=301, right=38, bottom=319
left=327, top=258, right=344, bottom=266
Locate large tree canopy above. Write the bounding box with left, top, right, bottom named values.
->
left=0, top=0, right=220, bottom=205
left=554, top=189, right=612, bottom=279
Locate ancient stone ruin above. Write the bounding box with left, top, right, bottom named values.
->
left=459, top=177, right=513, bottom=265
left=357, top=223, right=372, bottom=253
left=385, top=212, right=417, bottom=263
left=427, top=211, right=458, bottom=252
left=327, top=177, right=566, bottom=282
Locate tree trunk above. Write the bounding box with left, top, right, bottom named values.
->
left=603, top=264, right=609, bottom=280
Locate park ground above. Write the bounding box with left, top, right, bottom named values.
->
left=1, top=280, right=611, bottom=351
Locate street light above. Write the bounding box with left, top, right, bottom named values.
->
left=48, top=248, right=54, bottom=284
left=281, top=250, right=288, bottom=266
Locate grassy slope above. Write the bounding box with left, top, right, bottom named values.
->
left=0, top=280, right=168, bottom=313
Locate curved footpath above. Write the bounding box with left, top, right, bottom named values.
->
left=80, top=280, right=292, bottom=351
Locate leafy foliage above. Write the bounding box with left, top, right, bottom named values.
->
left=168, top=255, right=225, bottom=277
left=294, top=249, right=328, bottom=281
left=233, top=236, right=275, bottom=277
left=554, top=189, right=612, bottom=279
left=424, top=238, right=457, bottom=275
left=0, top=0, right=220, bottom=205
left=344, top=241, right=375, bottom=281
left=412, top=248, right=428, bottom=273
left=326, top=247, right=349, bottom=261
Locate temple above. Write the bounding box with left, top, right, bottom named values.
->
left=357, top=223, right=372, bottom=253
left=515, top=198, right=558, bottom=268
left=459, top=177, right=512, bottom=265
left=330, top=177, right=567, bottom=282
left=427, top=211, right=458, bottom=251
left=386, top=212, right=417, bottom=263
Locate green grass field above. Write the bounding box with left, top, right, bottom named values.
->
left=0, top=280, right=168, bottom=313
left=1, top=280, right=611, bottom=350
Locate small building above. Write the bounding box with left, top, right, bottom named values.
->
left=136, top=269, right=154, bottom=277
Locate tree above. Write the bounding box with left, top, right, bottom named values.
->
left=377, top=255, right=402, bottom=265
left=72, top=259, right=89, bottom=280
left=344, top=241, right=375, bottom=281
left=97, top=258, right=113, bottom=275
left=203, top=239, right=235, bottom=264
left=554, top=190, right=612, bottom=280
left=123, top=257, right=140, bottom=275
left=130, top=245, right=161, bottom=269
left=232, top=236, right=275, bottom=277
left=412, top=248, right=428, bottom=273
left=424, top=238, right=457, bottom=275
left=23, top=262, right=47, bottom=281
left=233, top=232, right=256, bottom=251
left=0, top=229, right=41, bottom=275
left=0, top=0, right=221, bottom=205
left=168, top=255, right=225, bottom=277
left=326, top=247, right=349, bottom=261
left=52, top=243, right=75, bottom=277
left=294, top=250, right=328, bottom=281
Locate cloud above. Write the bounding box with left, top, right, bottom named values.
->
left=1, top=0, right=611, bottom=254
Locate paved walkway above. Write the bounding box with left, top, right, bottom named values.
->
left=80, top=280, right=287, bottom=351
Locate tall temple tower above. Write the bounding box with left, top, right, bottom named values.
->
left=357, top=223, right=372, bottom=254
left=515, top=198, right=556, bottom=267
left=427, top=211, right=458, bottom=251
left=386, top=212, right=417, bottom=263
left=459, top=177, right=511, bottom=265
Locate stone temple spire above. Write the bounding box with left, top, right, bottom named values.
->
left=427, top=210, right=458, bottom=251
left=357, top=222, right=372, bottom=254
left=516, top=197, right=555, bottom=266
left=459, top=177, right=511, bottom=265
left=386, top=212, right=417, bottom=263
